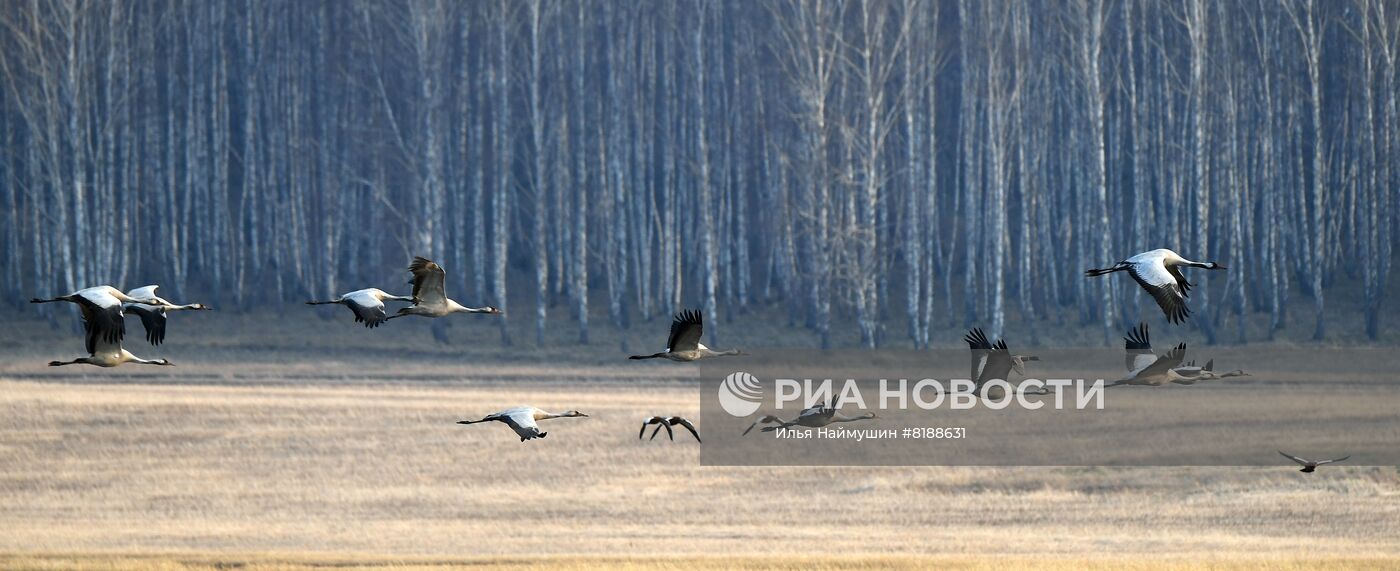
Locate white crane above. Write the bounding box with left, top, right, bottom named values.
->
left=1278, top=451, right=1349, bottom=473
left=1108, top=323, right=1190, bottom=387
left=48, top=330, right=173, bottom=368
left=306, top=287, right=414, bottom=328
left=629, top=309, right=744, bottom=361
left=455, top=406, right=588, bottom=442
left=1085, top=248, right=1226, bottom=324
left=389, top=257, right=501, bottom=319
left=639, top=416, right=702, bottom=443
left=122, top=285, right=211, bottom=345
left=964, top=328, right=1047, bottom=398
left=31, top=286, right=162, bottom=351
left=742, top=401, right=875, bottom=435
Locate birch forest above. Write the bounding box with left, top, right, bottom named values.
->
left=2, top=0, right=1397, bottom=347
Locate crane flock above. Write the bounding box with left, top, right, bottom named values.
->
left=32, top=285, right=203, bottom=368
left=26, top=249, right=1346, bottom=470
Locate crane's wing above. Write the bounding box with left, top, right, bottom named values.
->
left=650, top=421, right=674, bottom=441
left=805, top=398, right=837, bottom=416
left=964, top=328, right=993, bottom=382
left=344, top=292, right=389, bottom=328
left=1278, top=451, right=1310, bottom=466
left=742, top=415, right=782, bottom=436
left=977, top=339, right=1016, bottom=387
left=87, top=328, right=123, bottom=357
left=1166, top=264, right=1194, bottom=297
left=126, top=285, right=161, bottom=303
left=639, top=417, right=656, bottom=439
left=1127, top=262, right=1191, bottom=324
left=1124, top=322, right=1155, bottom=373
left=1136, top=343, right=1187, bottom=378
left=1173, top=360, right=1198, bottom=373
left=671, top=417, right=702, bottom=443
left=797, top=401, right=836, bottom=423
left=125, top=305, right=168, bottom=346
left=1170, top=362, right=1204, bottom=383
left=74, top=293, right=125, bottom=354
left=666, top=309, right=704, bottom=352
left=1314, top=456, right=1349, bottom=466
left=501, top=408, right=543, bottom=440
left=408, top=257, right=448, bottom=305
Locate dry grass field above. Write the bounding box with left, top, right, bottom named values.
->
left=2, top=310, right=1399, bottom=569
left=4, top=553, right=1400, bottom=571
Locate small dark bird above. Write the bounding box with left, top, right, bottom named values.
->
left=1278, top=451, right=1349, bottom=473
left=639, top=416, right=702, bottom=443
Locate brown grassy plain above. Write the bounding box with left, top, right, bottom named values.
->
left=1, top=308, right=1398, bottom=569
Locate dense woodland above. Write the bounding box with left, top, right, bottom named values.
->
left=1, top=0, right=1397, bottom=347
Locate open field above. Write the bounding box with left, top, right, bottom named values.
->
left=4, top=554, right=1400, bottom=571
left=1, top=312, right=1399, bottom=568
left=2, top=378, right=1399, bottom=561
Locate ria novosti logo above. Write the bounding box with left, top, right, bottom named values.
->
left=718, top=372, right=764, bottom=417
left=717, top=371, right=1108, bottom=415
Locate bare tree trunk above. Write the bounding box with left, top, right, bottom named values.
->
left=1285, top=0, right=1328, bottom=340
left=525, top=0, right=549, bottom=345
left=492, top=0, right=513, bottom=345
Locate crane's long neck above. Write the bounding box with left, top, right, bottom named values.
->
left=1167, top=253, right=1213, bottom=268
left=48, top=358, right=86, bottom=366
left=448, top=300, right=493, bottom=313
left=119, top=350, right=166, bottom=366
